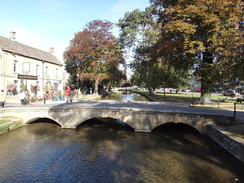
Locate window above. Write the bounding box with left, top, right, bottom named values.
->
left=55, top=68, right=58, bottom=78
left=36, top=64, right=40, bottom=76
left=14, top=80, right=18, bottom=90
left=45, top=66, right=49, bottom=77
left=13, top=60, right=18, bottom=73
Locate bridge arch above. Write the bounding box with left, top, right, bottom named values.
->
left=76, top=117, right=135, bottom=131
left=152, top=122, right=200, bottom=134
left=149, top=118, right=204, bottom=133
left=26, top=117, right=62, bottom=127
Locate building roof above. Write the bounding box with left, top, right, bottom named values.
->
left=0, top=35, right=63, bottom=66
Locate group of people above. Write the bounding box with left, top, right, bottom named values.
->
left=0, top=89, right=28, bottom=108
left=0, top=86, right=75, bottom=108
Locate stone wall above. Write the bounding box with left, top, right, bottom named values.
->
left=206, top=125, right=244, bottom=163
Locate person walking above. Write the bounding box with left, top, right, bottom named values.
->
left=66, top=86, right=71, bottom=103
left=0, top=90, right=6, bottom=108
left=18, top=90, right=26, bottom=105
left=70, top=90, right=74, bottom=102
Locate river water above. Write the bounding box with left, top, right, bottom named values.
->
left=0, top=92, right=243, bottom=182
left=101, top=91, right=149, bottom=101
left=0, top=120, right=243, bottom=183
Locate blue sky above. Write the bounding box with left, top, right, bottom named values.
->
left=0, top=0, right=150, bottom=61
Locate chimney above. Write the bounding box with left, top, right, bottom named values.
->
left=49, top=47, right=54, bottom=53
left=10, top=31, right=16, bottom=40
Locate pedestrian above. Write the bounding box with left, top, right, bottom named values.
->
left=70, top=90, right=74, bottom=102
left=25, top=90, right=29, bottom=104
left=0, top=90, right=6, bottom=108
left=66, top=86, right=71, bottom=103
left=18, top=90, right=26, bottom=105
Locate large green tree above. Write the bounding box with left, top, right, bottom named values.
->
left=64, top=20, right=126, bottom=93
left=117, top=7, right=159, bottom=95
left=150, top=0, right=243, bottom=96
left=118, top=6, right=193, bottom=95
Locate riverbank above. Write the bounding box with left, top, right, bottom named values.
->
left=135, top=90, right=244, bottom=163
left=0, top=117, right=24, bottom=135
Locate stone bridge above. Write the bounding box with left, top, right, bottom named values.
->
left=0, top=102, right=233, bottom=133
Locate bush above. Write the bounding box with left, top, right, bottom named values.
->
left=30, top=96, right=37, bottom=102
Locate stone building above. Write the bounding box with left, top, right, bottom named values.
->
left=0, top=32, right=64, bottom=98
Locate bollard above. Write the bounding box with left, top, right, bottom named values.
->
left=234, top=103, right=236, bottom=119
left=218, top=98, right=220, bottom=109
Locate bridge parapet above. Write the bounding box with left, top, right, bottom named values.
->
left=0, top=106, right=233, bottom=134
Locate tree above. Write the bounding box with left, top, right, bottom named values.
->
left=117, top=7, right=160, bottom=95
left=150, top=0, right=243, bottom=97
left=118, top=6, right=193, bottom=95
left=64, top=20, right=126, bottom=93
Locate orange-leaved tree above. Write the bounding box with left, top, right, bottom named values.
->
left=64, top=20, right=126, bottom=93
left=150, top=0, right=243, bottom=97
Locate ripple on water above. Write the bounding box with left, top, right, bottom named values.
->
left=0, top=122, right=243, bottom=183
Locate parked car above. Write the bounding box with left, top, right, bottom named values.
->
left=195, top=88, right=201, bottom=92
left=223, top=90, right=239, bottom=97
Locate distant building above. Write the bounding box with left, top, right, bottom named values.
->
left=0, top=32, right=65, bottom=98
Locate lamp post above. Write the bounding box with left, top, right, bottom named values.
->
left=77, top=73, right=79, bottom=98
left=22, top=62, right=30, bottom=103
left=22, top=62, right=30, bottom=90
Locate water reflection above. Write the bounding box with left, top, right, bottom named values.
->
left=101, top=91, right=149, bottom=101
left=0, top=121, right=243, bottom=183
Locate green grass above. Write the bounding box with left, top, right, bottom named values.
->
left=149, top=91, right=201, bottom=102
left=142, top=91, right=197, bottom=104
left=0, top=116, right=22, bottom=125
left=0, top=120, right=9, bottom=125
left=0, top=117, right=24, bottom=135
left=0, top=126, right=8, bottom=131
left=210, top=95, right=239, bottom=103
left=231, top=132, right=244, bottom=139
left=12, top=121, right=23, bottom=129
left=135, top=90, right=243, bottom=110
left=194, top=103, right=243, bottom=110
left=140, top=90, right=241, bottom=102
left=77, top=98, right=88, bottom=101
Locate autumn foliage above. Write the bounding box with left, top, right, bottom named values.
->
left=64, top=20, right=126, bottom=93
left=150, top=0, right=243, bottom=96
left=64, top=1, right=243, bottom=96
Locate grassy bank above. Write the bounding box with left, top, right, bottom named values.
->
left=135, top=90, right=243, bottom=110
left=231, top=132, right=244, bottom=139
left=0, top=117, right=24, bottom=135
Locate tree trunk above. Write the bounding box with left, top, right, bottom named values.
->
left=200, top=51, right=213, bottom=98
left=148, top=86, right=155, bottom=95
left=145, top=62, right=155, bottom=96
left=94, top=79, right=99, bottom=94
